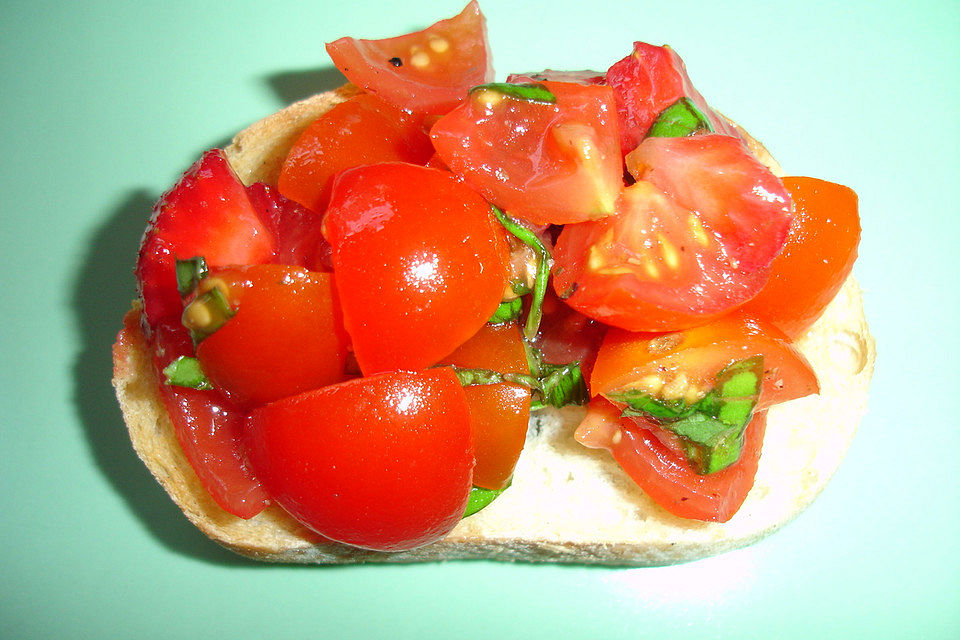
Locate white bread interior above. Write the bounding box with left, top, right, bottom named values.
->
left=112, top=87, right=875, bottom=565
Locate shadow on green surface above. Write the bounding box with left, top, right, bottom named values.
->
left=71, top=189, right=249, bottom=567
left=264, top=66, right=349, bottom=105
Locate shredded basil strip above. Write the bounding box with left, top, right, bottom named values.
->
left=491, top=206, right=551, bottom=340
left=470, top=82, right=557, bottom=104
left=609, top=356, right=763, bottom=474
left=489, top=297, right=523, bottom=324
left=463, top=484, right=508, bottom=517
left=646, top=97, right=714, bottom=138
left=163, top=356, right=213, bottom=390
left=175, top=256, right=208, bottom=297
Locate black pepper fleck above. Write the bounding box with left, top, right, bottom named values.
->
left=388, top=57, right=403, bottom=67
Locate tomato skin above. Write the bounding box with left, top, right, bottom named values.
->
left=323, top=162, right=510, bottom=374
left=440, top=322, right=531, bottom=490
left=277, top=94, right=433, bottom=214
left=325, top=1, right=493, bottom=116
left=740, top=177, right=860, bottom=338
left=430, top=81, right=623, bottom=225
left=245, top=368, right=474, bottom=551
left=137, top=149, right=276, bottom=329
left=590, top=313, right=819, bottom=411
left=193, top=265, right=349, bottom=409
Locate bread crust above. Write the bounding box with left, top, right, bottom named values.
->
left=112, top=89, right=875, bottom=566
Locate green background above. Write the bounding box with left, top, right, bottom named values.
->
left=2, top=0, right=957, bottom=637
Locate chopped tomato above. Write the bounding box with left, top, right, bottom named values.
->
left=245, top=368, right=474, bottom=551
left=590, top=313, right=818, bottom=411
left=245, top=182, right=330, bottom=270
left=323, top=162, right=510, bottom=374
left=277, top=94, right=433, bottom=214
left=575, top=398, right=766, bottom=522
left=506, top=69, right=606, bottom=85
left=148, top=316, right=269, bottom=519
left=430, top=80, right=623, bottom=225
left=606, top=42, right=738, bottom=155
left=191, top=265, right=349, bottom=409
left=136, top=149, right=275, bottom=329
left=326, top=1, right=493, bottom=116
left=440, top=322, right=531, bottom=490
left=740, top=177, right=860, bottom=338
left=626, top=134, right=792, bottom=271
left=528, top=289, right=607, bottom=380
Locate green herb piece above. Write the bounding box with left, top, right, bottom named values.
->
left=491, top=206, right=551, bottom=340
left=182, top=286, right=235, bottom=344
left=609, top=356, right=763, bottom=474
left=162, top=356, right=213, bottom=390
left=646, top=97, right=714, bottom=138
left=463, top=484, right=508, bottom=517
left=489, top=297, right=523, bottom=324
left=470, top=82, right=557, bottom=104
left=175, top=256, right=208, bottom=297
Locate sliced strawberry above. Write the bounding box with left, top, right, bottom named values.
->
left=136, top=149, right=276, bottom=329
left=606, top=42, right=739, bottom=155
left=626, top=134, right=792, bottom=271
left=245, top=182, right=330, bottom=270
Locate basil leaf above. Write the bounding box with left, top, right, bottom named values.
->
left=470, top=82, right=557, bottom=104
left=647, top=97, right=714, bottom=138
left=536, top=361, right=588, bottom=409
left=489, top=297, right=523, bottom=324
left=463, top=484, right=508, bottom=517
left=491, top=206, right=551, bottom=340
left=175, top=256, right=208, bottom=297
left=163, top=356, right=213, bottom=390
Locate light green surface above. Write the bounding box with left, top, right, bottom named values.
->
left=2, top=0, right=957, bottom=637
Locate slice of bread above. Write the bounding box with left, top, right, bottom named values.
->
left=112, top=87, right=875, bottom=566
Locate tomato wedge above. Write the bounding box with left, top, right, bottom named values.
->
left=323, top=162, right=510, bottom=374
left=740, top=177, right=860, bottom=338
left=575, top=398, right=766, bottom=522
left=431, top=80, right=623, bottom=225
left=326, top=1, right=493, bottom=116
left=590, top=313, right=819, bottom=411
left=245, top=368, right=474, bottom=551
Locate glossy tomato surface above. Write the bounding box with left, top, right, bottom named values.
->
left=325, top=1, right=493, bottom=116
left=194, top=265, right=349, bottom=409
left=590, top=313, right=818, bottom=411
left=440, top=322, right=531, bottom=490
left=323, top=162, right=510, bottom=374
left=575, top=398, right=766, bottom=522
left=245, top=368, right=474, bottom=551
left=277, top=93, right=433, bottom=214
left=431, top=80, right=622, bottom=225
left=136, top=149, right=276, bottom=329
left=741, top=177, right=860, bottom=338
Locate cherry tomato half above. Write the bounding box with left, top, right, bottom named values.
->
left=192, top=265, right=349, bottom=409
left=245, top=368, right=474, bottom=551
left=323, top=162, right=510, bottom=374
left=326, top=1, right=493, bottom=117
left=740, top=177, right=860, bottom=338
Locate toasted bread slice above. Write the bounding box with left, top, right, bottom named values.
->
left=112, top=88, right=875, bottom=565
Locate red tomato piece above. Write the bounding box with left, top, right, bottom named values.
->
left=740, top=177, right=860, bottom=338
left=277, top=94, right=433, bottom=214
left=325, top=1, right=493, bottom=116
left=590, top=313, right=819, bottom=412
left=575, top=397, right=766, bottom=522
left=191, top=265, right=349, bottom=409
left=430, top=81, right=623, bottom=225
left=245, top=368, right=474, bottom=551
left=506, top=70, right=606, bottom=85
left=528, top=289, right=607, bottom=380
left=136, top=149, right=276, bottom=329
left=323, top=162, right=510, bottom=374
left=145, top=315, right=269, bottom=519
left=245, top=182, right=330, bottom=270
left=606, top=42, right=738, bottom=155
left=440, top=322, right=531, bottom=490
left=626, top=134, right=792, bottom=271
left=552, top=180, right=770, bottom=331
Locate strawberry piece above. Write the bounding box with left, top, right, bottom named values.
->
left=245, top=182, right=330, bottom=271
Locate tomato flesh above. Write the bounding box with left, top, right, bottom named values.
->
left=245, top=182, right=330, bottom=270
left=590, top=313, right=818, bottom=412
left=193, top=265, right=349, bottom=409
left=245, top=368, right=474, bottom=551
left=323, top=162, right=510, bottom=374
left=431, top=81, right=623, bottom=225
left=325, top=1, right=493, bottom=117
left=277, top=94, right=433, bottom=214
left=440, top=322, right=531, bottom=490
left=740, top=177, right=860, bottom=338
